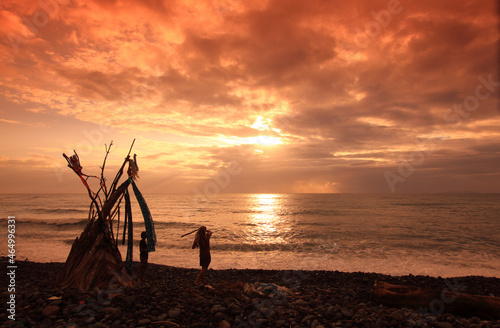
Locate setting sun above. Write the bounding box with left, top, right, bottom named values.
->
left=222, top=135, right=283, bottom=146
left=250, top=136, right=282, bottom=146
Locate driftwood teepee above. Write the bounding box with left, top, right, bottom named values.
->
left=56, top=140, right=155, bottom=290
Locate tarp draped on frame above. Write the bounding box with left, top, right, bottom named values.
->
left=129, top=178, right=157, bottom=252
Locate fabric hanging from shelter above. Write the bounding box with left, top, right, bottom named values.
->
left=129, top=178, right=157, bottom=252
left=124, top=189, right=133, bottom=274
left=122, top=190, right=130, bottom=245
left=115, top=206, right=120, bottom=247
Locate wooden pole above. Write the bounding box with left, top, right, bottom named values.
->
left=181, top=229, right=198, bottom=238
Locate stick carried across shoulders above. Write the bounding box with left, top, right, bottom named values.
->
left=181, top=229, right=198, bottom=238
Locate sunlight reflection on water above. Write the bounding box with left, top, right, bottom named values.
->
left=2, top=193, right=499, bottom=277
left=246, top=194, right=289, bottom=245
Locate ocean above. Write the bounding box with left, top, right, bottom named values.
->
left=1, top=193, right=499, bottom=278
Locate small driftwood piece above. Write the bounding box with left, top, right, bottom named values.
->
left=373, top=281, right=500, bottom=319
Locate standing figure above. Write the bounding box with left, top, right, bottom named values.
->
left=192, top=226, right=212, bottom=285
left=140, top=231, right=148, bottom=280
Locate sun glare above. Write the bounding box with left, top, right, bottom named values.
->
left=248, top=136, right=282, bottom=146
left=222, top=135, right=283, bottom=146
left=220, top=115, right=284, bottom=146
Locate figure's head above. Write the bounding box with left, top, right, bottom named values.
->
left=141, top=231, right=147, bottom=239
left=198, top=226, right=207, bottom=234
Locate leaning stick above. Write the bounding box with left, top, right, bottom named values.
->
left=181, top=229, right=198, bottom=238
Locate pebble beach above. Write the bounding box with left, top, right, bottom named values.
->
left=2, top=257, right=500, bottom=328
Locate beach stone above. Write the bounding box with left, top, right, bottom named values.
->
left=219, top=320, right=231, bottom=328
left=42, top=317, right=53, bottom=326
left=102, top=307, right=121, bottom=316
left=302, top=314, right=315, bottom=323
left=276, top=319, right=287, bottom=327
left=124, top=296, right=136, bottom=308
left=309, top=299, right=322, bottom=307
left=437, top=322, right=453, bottom=328
left=356, top=308, right=367, bottom=316
left=42, top=305, right=60, bottom=316
left=137, top=318, right=151, bottom=325
left=293, top=299, right=309, bottom=307
left=375, top=317, right=386, bottom=327
left=51, top=299, right=63, bottom=306
left=157, top=313, right=168, bottom=320
left=85, top=316, right=96, bottom=324
left=470, top=317, right=481, bottom=324
left=91, top=287, right=101, bottom=297
left=311, top=319, right=319, bottom=328
left=90, top=323, right=109, bottom=328
left=260, top=306, right=274, bottom=317
left=2, top=320, right=14, bottom=328
left=168, top=307, right=181, bottom=319
left=211, top=304, right=227, bottom=313
left=389, top=309, right=404, bottom=321
left=341, top=309, right=353, bottom=318
left=215, top=312, right=226, bottom=320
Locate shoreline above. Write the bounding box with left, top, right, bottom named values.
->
left=11, top=251, right=500, bottom=280
left=10, top=254, right=500, bottom=280
left=2, top=258, right=500, bottom=327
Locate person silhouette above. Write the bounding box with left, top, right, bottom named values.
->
left=140, top=231, right=148, bottom=280
left=192, top=226, right=212, bottom=285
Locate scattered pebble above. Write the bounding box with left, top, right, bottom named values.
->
left=2, top=257, right=499, bottom=327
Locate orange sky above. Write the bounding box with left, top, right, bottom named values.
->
left=0, top=0, right=499, bottom=194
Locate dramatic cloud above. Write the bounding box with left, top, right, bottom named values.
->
left=0, top=0, right=499, bottom=194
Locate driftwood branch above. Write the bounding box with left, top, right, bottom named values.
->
left=373, top=281, right=500, bottom=320
left=109, top=139, right=135, bottom=195
left=101, top=180, right=131, bottom=223
left=98, top=141, right=113, bottom=200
